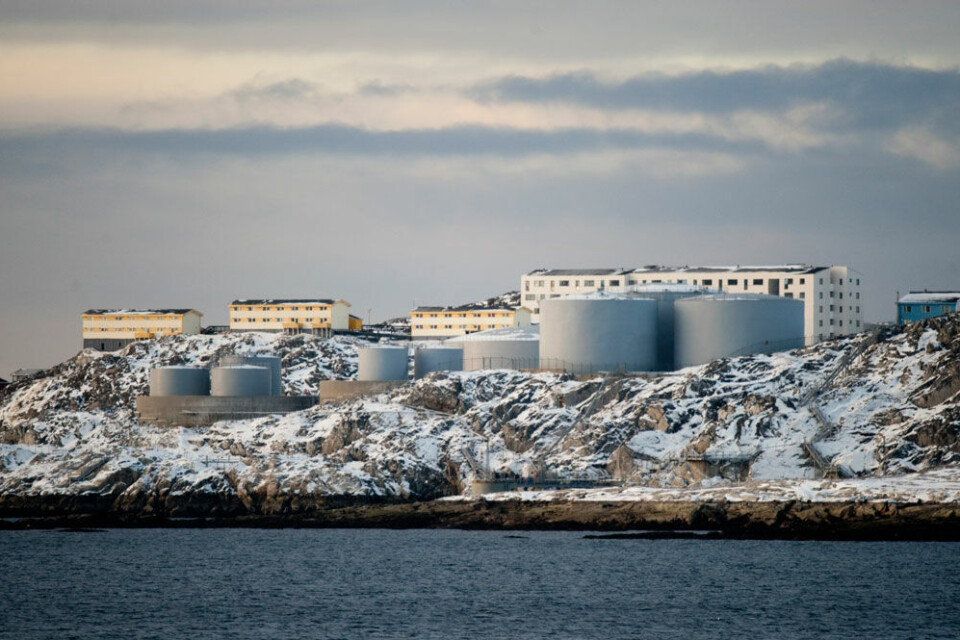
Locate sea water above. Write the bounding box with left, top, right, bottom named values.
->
left=1, top=529, right=958, bottom=639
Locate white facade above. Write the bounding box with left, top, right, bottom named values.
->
left=522, top=265, right=863, bottom=344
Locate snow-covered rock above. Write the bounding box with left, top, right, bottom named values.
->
left=1, top=315, right=959, bottom=511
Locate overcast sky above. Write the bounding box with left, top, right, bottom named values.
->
left=1, top=1, right=959, bottom=376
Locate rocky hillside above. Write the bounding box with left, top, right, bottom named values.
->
left=0, top=315, right=958, bottom=515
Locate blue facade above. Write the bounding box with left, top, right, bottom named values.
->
left=897, top=295, right=960, bottom=325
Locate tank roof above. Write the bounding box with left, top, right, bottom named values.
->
left=678, top=293, right=800, bottom=302
left=546, top=291, right=655, bottom=302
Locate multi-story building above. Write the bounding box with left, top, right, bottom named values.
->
left=522, top=265, right=863, bottom=344
left=229, top=299, right=362, bottom=333
left=897, top=292, right=960, bottom=325
left=410, top=305, right=532, bottom=339
left=81, top=309, right=203, bottom=351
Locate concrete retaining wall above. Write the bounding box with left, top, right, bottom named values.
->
left=136, top=396, right=317, bottom=428
left=318, top=380, right=406, bottom=404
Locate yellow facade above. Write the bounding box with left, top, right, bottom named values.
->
left=229, top=299, right=359, bottom=332
left=410, top=308, right=530, bottom=338
left=81, top=309, right=202, bottom=340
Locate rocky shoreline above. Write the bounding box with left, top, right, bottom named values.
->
left=2, top=495, right=959, bottom=540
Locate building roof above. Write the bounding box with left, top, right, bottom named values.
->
left=899, top=291, right=960, bottom=304
left=11, top=368, right=43, bottom=377
left=82, top=309, right=201, bottom=316
left=445, top=326, right=541, bottom=342
left=231, top=299, right=339, bottom=305
left=412, top=305, right=518, bottom=313
left=629, top=264, right=826, bottom=275
left=525, top=268, right=629, bottom=277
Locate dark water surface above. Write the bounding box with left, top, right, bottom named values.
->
left=1, top=529, right=959, bottom=639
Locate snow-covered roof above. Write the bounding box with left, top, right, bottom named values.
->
left=629, top=264, right=825, bottom=274
left=445, top=326, right=541, bottom=342
left=231, top=299, right=337, bottom=305
left=525, top=268, right=629, bottom=276
left=83, top=308, right=200, bottom=316
left=899, top=292, right=960, bottom=304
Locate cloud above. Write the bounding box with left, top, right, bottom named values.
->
left=0, top=123, right=768, bottom=160
left=469, top=59, right=960, bottom=134
left=227, top=78, right=321, bottom=104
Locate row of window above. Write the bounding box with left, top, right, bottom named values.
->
left=413, top=324, right=505, bottom=331
left=412, top=312, right=511, bottom=318
left=231, top=306, right=329, bottom=312
left=91, top=327, right=179, bottom=334
left=819, top=319, right=861, bottom=328
left=902, top=304, right=954, bottom=313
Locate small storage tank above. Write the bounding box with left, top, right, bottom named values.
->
left=357, top=346, right=409, bottom=381
left=211, top=365, right=272, bottom=397
left=623, top=284, right=713, bottom=371
left=674, top=294, right=805, bottom=369
left=149, top=366, right=210, bottom=397
left=414, top=347, right=463, bottom=378
left=538, top=293, right=658, bottom=374
left=220, top=355, right=282, bottom=396
left=446, top=326, right=540, bottom=371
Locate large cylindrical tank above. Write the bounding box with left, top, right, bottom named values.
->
left=149, top=366, right=210, bottom=396
left=357, top=346, right=409, bottom=381
left=220, top=355, right=282, bottom=396
left=624, top=284, right=713, bottom=371
left=538, top=294, right=658, bottom=374
left=414, top=347, right=463, bottom=378
left=446, top=327, right=540, bottom=371
left=674, top=294, right=805, bottom=369
left=211, top=365, right=272, bottom=397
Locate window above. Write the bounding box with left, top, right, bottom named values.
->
left=819, top=278, right=824, bottom=285
left=857, top=321, right=861, bottom=327
left=727, top=279, right=737, bottom=285
left=839, top=292, right=843, bottom=299
left=785, top=278, right=793, bottom=285
left=819, top=292, right=824, bottom=299
left=922, top=305, right=932, bottom=313
left=524, top=282, right=530, bottom=291
left=829, top=305, right=834, bottom=312
left=830, top=319, right=834, bottom=325
left=943, top=305, right=953, bottom=313
left=559, top=280, right=570, bottom=286
left=753, top=279, right=763, bottom=285
left=525, top=294, right=535, bottom=301
left=799, top=292, right=805, bottom=299
left=702, top=279, right=712, bottom=286
left=839, top=320, right=843, bottom=327
left=584, top=280, right=595, bottom=286
left=830, top=291, right=835, bottom=298
left=800, top=278, right=805, bottom=285
left=856, top=292, right=860, bottom=299
left=692, top=279, right=698, bottom=285
left=856, top=279, right=860, bottom=285
left=856, top=306, right=860, bottom=313
left=819, top=320, right=823, bottom=327
left=785, top=293, right=794, bottom=299
left=610, top=280, right=620, bottom=286
left=904, top=305, right=912, bottom=313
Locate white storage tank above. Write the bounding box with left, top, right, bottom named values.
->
left=357, top=346, right=409, bottom=381
left=674, top=294, right=805, bottom=369
left=211, top=365, right=272, bottom=397
left=623, top=284, right=713, bottom=371
left=220, top=355, right=282, bottom=396
left=149, top=366, right=210, bottom=397
left=538, top=293, right=658, bottom=374
left=413, top=347, right=463, bottom=379
left=446, top=326, right=540, bottom=371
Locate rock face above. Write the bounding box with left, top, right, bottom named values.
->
left=1, top=315, right=960, bottom=517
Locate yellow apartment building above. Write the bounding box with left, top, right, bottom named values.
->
left=81, top=309, right=203, bottom=351
left=229, top=299, right=362, bottom=333
left=410, top=305, right=531, bottom=338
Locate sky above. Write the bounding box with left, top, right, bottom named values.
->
left=1, top=1, right=959, bottom=376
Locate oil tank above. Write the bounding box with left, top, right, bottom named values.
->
left=413, top=347, right=463, bottom=378
left=220, top=355, right=282, bottom=396
left=623, top=284, right=713, bottom=371
left=357, top=346, right=409, bottom=381
left=674, top=294, right=805, bottom=369
left=446, top=326, right=540, bottom=371
left=149, top=366, right=210, bottom=396
left=538, top=293, right=658, bottom=374
left=210, top=365, right=272, bottom=397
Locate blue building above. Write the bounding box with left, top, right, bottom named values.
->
left=897, top=291, right=960, bottom=325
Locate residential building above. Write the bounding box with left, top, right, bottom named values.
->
left=229, top=299, right=362, bottom=333
left=410, top=305, right=531, bottom=339
left=81, top=309, right=203, bottom=351
left=897, top=291, right=960, bottom=325
left=522, top=265, right=864, bottom=344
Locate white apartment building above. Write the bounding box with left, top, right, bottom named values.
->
left=521, top=265, right=863, bottom=344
